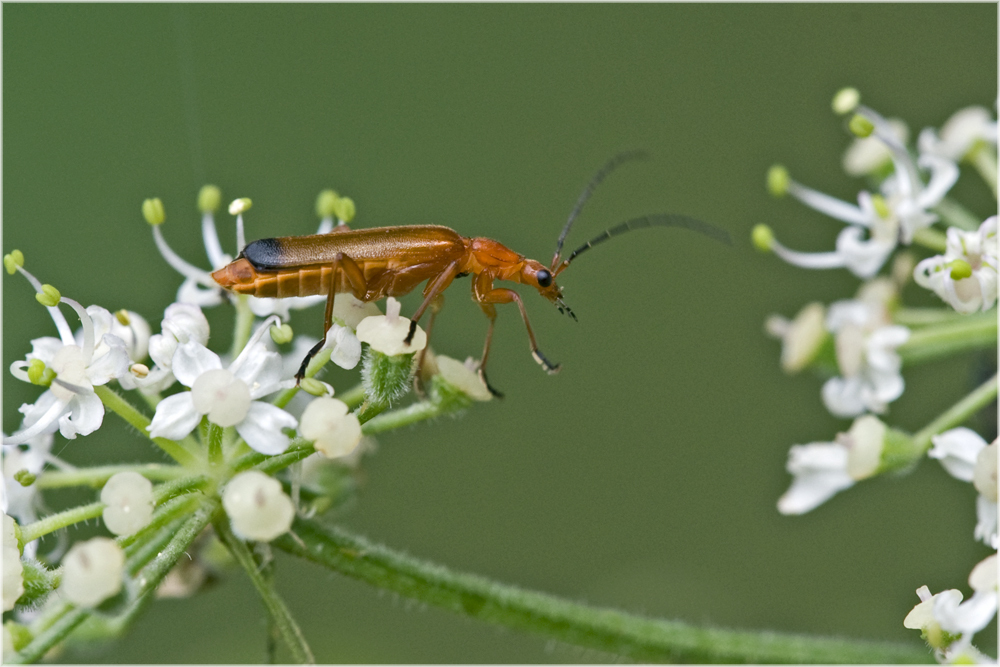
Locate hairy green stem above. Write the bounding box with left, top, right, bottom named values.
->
left=898, top=312, right=997, bottom=365
left=8, top=603, right=89, bottom=664
left=215, top=519, right=315, bottom=664
left=208, top=423, right=224, bottom=466
left=274, top=519, right=930, bottom=664
left=35, top=464, right=186, bottom=489
left=94, top=385, right=199, bottom=466
left=19, top=502, right=104, bottom=545
left=913, top=373, right=998, bottom=452
left=361, top=400, right=441, bottom=434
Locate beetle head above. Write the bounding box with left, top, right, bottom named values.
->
left=521, top=259, right=576, bottom=321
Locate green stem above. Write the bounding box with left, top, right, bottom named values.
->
left=968, top=143, right=998, bottom=200
left=337, top=383, right=366, bottom=409
left=231, top=295, right=256, bottom=360
left=897, top=312, right=997, bottom=366
left=208, top=423, right=224, bottom=466
left=911, top=227, right=947, bottom=253
left=94, top=385, right=199, bottom=466
left=913, top=373, right=998, bottom=452
left=249, top=444, right=316, bottom=476
left=892, top=307, right=966, bottom=327
left=8, top=603, right=89, bottom=664
left=120, top=491, right=203, bottom=555
left=274, top=519, right=929, bottom=664
left=214, top=519, right=315, bottom=664
left=19, top=502, right=104, bottom=544
left=932, top=197, right=982, bottom=232
left=35, top=464, right=186, bottom=489
left=361, top=400, right=441, bottom=434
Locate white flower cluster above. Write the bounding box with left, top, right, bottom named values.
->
left=1, top=184, right=496, bottom=649
left=760, top=91, right=998, bottom=663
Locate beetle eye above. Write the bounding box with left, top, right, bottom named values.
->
left=536, top=269, right=552, bottom=288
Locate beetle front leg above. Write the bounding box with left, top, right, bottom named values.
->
left=295, top=253, right=369, bottom=383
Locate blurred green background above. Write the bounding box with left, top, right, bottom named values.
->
left=3, top=4, right=996, bottom=663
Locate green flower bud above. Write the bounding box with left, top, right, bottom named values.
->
left=269, top=323, right=293, bottom=345
left=299, top=378, right=329, bottom=397
left=315, top=189, right=340, bottom=218
left=831, top=87, right=860, bottom=115
left=848, top=113, right=874, bottom=138
left=142, top=198, right=166, bottom=226
left=17, top=560, right=60, bottom=608
left=12, top=470, right=35, bottom=487
left=198, top=185, right=222, bottom=213
left=3, top=250, right=24, bottom=275
left=767, top=165, right=790, bottom=197
left=35, top=284, right=61, bottom=308
left=334, top=196, right=356, bottom=223
left=948, top=259, right=973, bottom=280
left=751, top=224, right=774, bottom=252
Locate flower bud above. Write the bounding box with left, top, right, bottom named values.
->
left=974, top=442, right=997, bottom=502
left=61, top=537, right=125, bottom=608
left=300, top=397, right=362, bottom=459
left=142, top=198, right=165, bottom=226
left=431, top=355, right=493, bottom=404
left=101, top=472, right=155, bottom=536
left=222, top=471, right=295, bottom=542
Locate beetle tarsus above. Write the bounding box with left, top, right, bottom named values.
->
left=295, top=337, right=328, bottom=384
left=478, top=368, right=505, bottom=399
left=404, top=319, right=417, bottom=345
left=532, top=349, right=561, bottom=375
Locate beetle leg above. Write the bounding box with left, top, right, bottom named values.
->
left=404, top=261, right=460, bottom=345
left=476, top=283, right=560, bottom=377
left=413, top=293, right=445, bottom=399
left=296, top=253, right=369, bottom=383
left=475, top=302, right=504, bottom=398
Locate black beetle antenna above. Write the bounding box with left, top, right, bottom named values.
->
left=551, top=150, right=648, bottom=269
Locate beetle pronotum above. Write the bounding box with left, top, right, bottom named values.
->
left=211, top=152, right=731, bottom=395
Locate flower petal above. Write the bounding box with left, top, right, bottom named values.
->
left=172, top=341, right=222, bottom=388
left=147, top=392, right=200, bottom=440
left=58, top=391, right=105, bottom=439
left=235, top=402, right=297, bottom=455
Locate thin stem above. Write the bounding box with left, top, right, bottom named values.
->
left=19, top=502, right=103, bottom=544
left=897, top=312, right=997, bottom=366
left=120, top=491, right=203, bottom=555
left=230, top=295, right=256, bottom=360
left=892, top=307, right=966, bottom=327
left=933, top=197, right=981, bottom=232
left=274, top=519, right=930, bottom=664
left=208, top=423, right=224, bottom=466
left=248, top=444, right=316, bottom=477
left=912, top=227, right=948, bottom=253
left=8, top=603, right=89, bottom=665
left=968, top=143, right=998, bottom=200
left=94, top=385, right=199, bottom=466
left=913, top=373, right=998, bottom=452
left=337, top=382, right=366, bottom=409
left=361, top=400, right=440, bottom=434
left=214, top=519, right=315, bottom=664
left=35, top=464, right=186, bottom=489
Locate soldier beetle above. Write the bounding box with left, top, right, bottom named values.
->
left=211, top=152, right=731, bottom=395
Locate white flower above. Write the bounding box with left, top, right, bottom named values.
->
left=299, top=397, right=362, bottom=459
left=820, top=296, right=909, bottom=418
left=356, top=297, right=427, bottom=356
left=60, top=537, right=125, bottom=608
left=147, top=317, right=297, bottom=455
left=120, top=302, right=210, bottom=393
left=3, top=514, right=24, bottom=611
left=919, top=106, right=998, bottom=162
left=777, top=415, right=886, bottom=515
left=100, top=472, right=155, bottom=536
left=936, top=555, right=998, bottom=641
left=5, top=297, right=129, bottom=445
left=1, top=431, right=53, bottom=526
left=222, top=471, right=295, bottom=542
left=914, top=217, right=998, bottom=314
left=930, top=429, right=998, bottom=548
left=765, top=302, right=828, bottom=374
left=434, top=355, right=493, bottom=402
